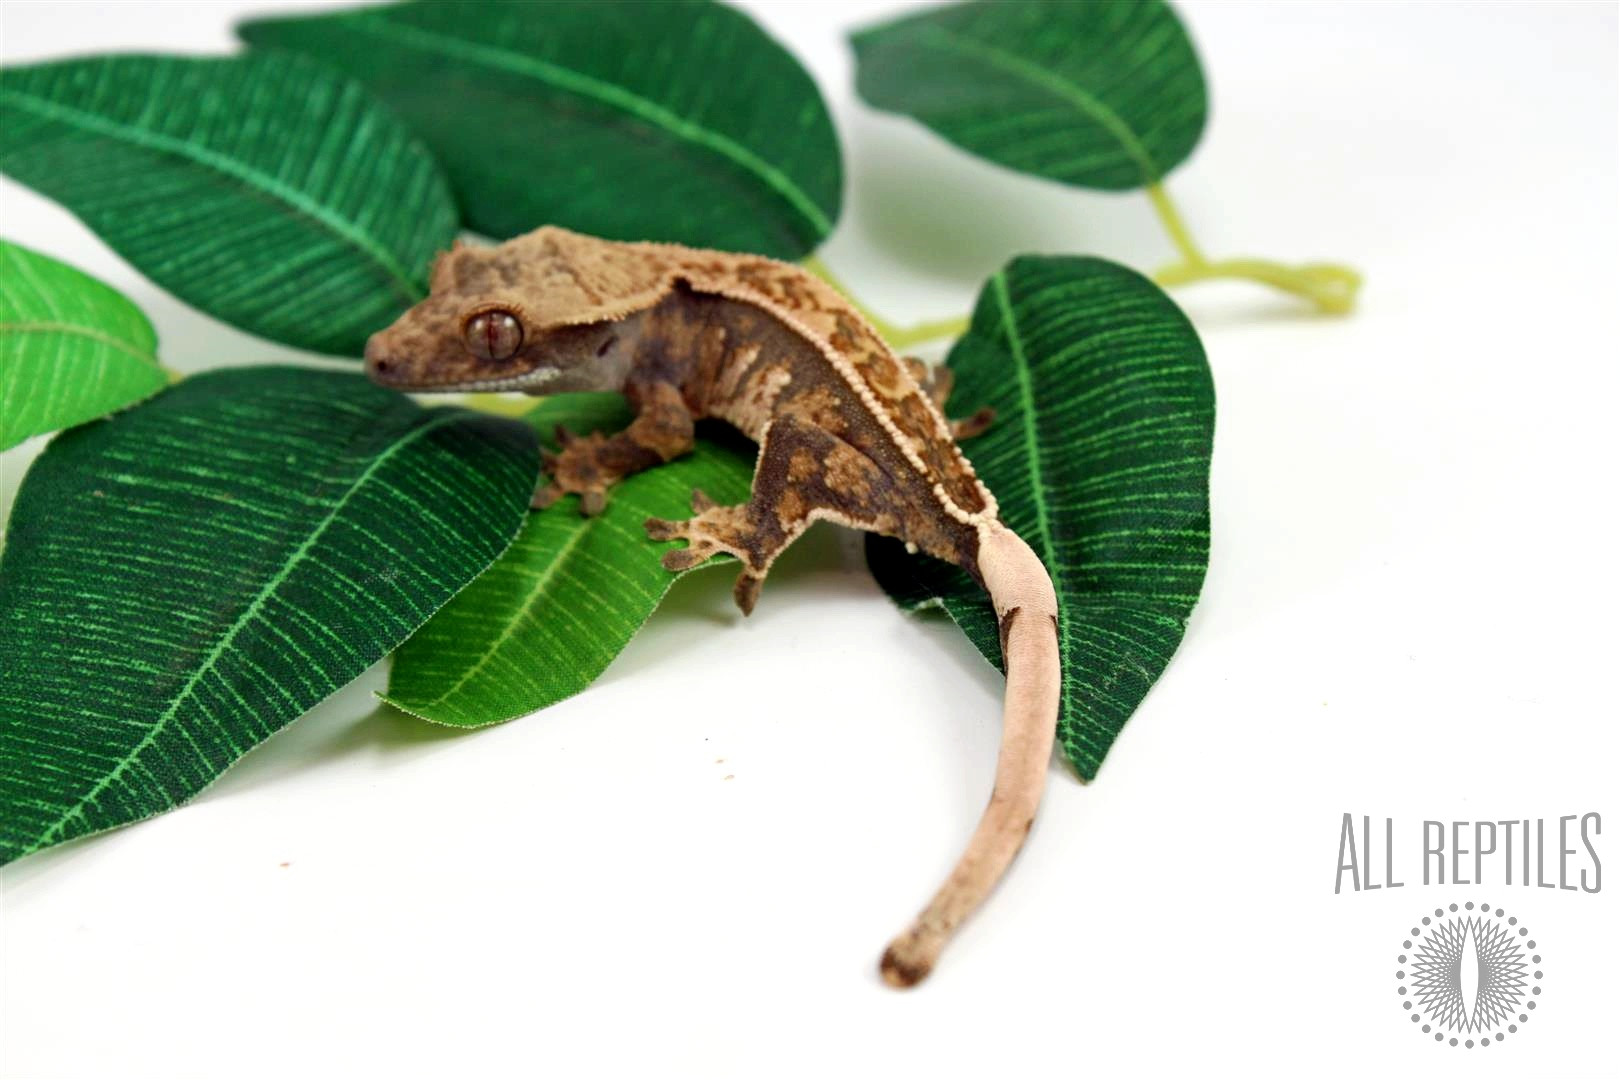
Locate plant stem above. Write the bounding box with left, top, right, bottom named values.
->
left=458, top=393, right=538, bottom=418
left=1146, top=182, right=1362, bottom=315
left=802, top=255, right=970, bottom=350
left=814, top=182, right=1362, bottom=331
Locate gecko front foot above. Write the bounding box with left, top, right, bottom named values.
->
left=644, top=489, right=770, bottom=614
left=532, top=427, right=618, bottom=515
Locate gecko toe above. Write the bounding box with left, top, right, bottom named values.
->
left=644, top=516, right=682, bottom=541
left=531, top=483, right=563, bottom=510
left=580, top=489, right=607, bottom=516
left=661, top=546, right=711, bottom=572
left=690, top=487, right=716, bottom=513
left=950, top=407, right=996, bottom=440
left=732, top=572, right=763, bottom=615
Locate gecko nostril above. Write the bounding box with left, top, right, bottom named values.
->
left=363, top=334, right=396, bottom=382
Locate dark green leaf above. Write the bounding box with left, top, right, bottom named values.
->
left=385, top=395, right=755, bottom=726
left=239, top=0, right=841, bottom=259
left=0, top=239, right=166, bottom=450
left=0, top=53, right=458, bottom=357
left=867, top=257, right=1214, bottom=778
left=0, top=368, right=537, bottom=863
left=851, top=0, right=1206, bottom=190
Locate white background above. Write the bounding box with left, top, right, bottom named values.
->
left=2, top=2, right=1617, bottom=1077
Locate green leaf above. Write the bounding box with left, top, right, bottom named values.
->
left=385, top=395, right=756, bottom=727
left=851, top=0, right=1206, bottom=191
left=0, top=53, right=458, bottom=357
left=0, top=368, right=537, bottom=863
left=0, top=240, right=166, bottom=451
left=238, top=0, right=841, bottom=260
left=867, top=257, right=1214, bottom=779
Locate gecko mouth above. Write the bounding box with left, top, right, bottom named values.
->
left=365, top=355, right=563, bottom=395
left=406, top=367, right=563, bottom=394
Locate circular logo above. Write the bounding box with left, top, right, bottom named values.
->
left=1396, top=902, right=1544, bottom=1048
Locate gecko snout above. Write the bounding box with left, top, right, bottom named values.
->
left=363, top=334, right=400, bottom=385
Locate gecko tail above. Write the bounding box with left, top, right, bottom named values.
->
left=879, top=521, right=1060, bottom=988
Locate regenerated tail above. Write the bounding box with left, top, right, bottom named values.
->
left=880, top=521, right=1061, bottom=988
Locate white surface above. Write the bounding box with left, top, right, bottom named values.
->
left=2, top=2, right=1617, bottom=1077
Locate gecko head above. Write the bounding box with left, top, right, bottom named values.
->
left=364, top=233, right=643, bottom=395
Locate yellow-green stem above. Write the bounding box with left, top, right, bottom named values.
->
left=802, top=255, right=970, bottom=349
left=1146, top=182, right=1362, bottom=315
left=460, top=393, right=539, bottom=418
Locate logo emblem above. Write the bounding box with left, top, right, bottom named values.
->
left=1397, top=902, right=1543, bottom=1048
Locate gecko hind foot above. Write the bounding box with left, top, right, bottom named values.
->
left=950, top=407, right=995, bottom=440
left=905, top=358, right=992, bottom=440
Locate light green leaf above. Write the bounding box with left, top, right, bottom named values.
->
left=238, top=0, right=842, bottom=259
left=867, top=257, right=1214, bottom=779
left=851, top=0, right=1206, bottom=190
left=385, top=395, right=756, bottom=727
left=0, top=53, right=458, bottom=357
left=0, top=367, right=538, bottom=864
left=0, top=240, right=165, bottom=450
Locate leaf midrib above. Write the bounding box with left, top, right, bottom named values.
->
left=34, top=408, right=467, bottom=849
left=335, top=16, right=834, bottom=238
left=397, top=519, right=594, bottom=713
left=909, top=24, right=1161, bottom=184
left=0, top=320, right=157, bottom=364
left=0, top=86, right=424, bottom=305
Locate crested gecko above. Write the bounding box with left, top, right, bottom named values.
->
left=365, top=226, right=1060, bottom=987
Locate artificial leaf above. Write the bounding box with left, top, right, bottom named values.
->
left=385, top=395, right=756, bottom=727
left=867, top=257, right=1213, bottom=779
left=239, top=0, right=841, bottom=259
left=0, top=367, right=537, bottom=863
left=0, top=53, right=457, bottom=357
left=851, top=0, right=1206, bottom=191
left=0, top=240, right=165, bottom=450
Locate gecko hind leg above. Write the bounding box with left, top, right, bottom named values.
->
left=904, top=358, right=994, bottom=440
left=920, top=360, right=952, bottom=409
left=902, top=356, right=955, bottom=411
left=644, top=417, right=891, bottom=615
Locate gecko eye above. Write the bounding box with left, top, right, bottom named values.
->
left=464, top=310, right=523, bottom=362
